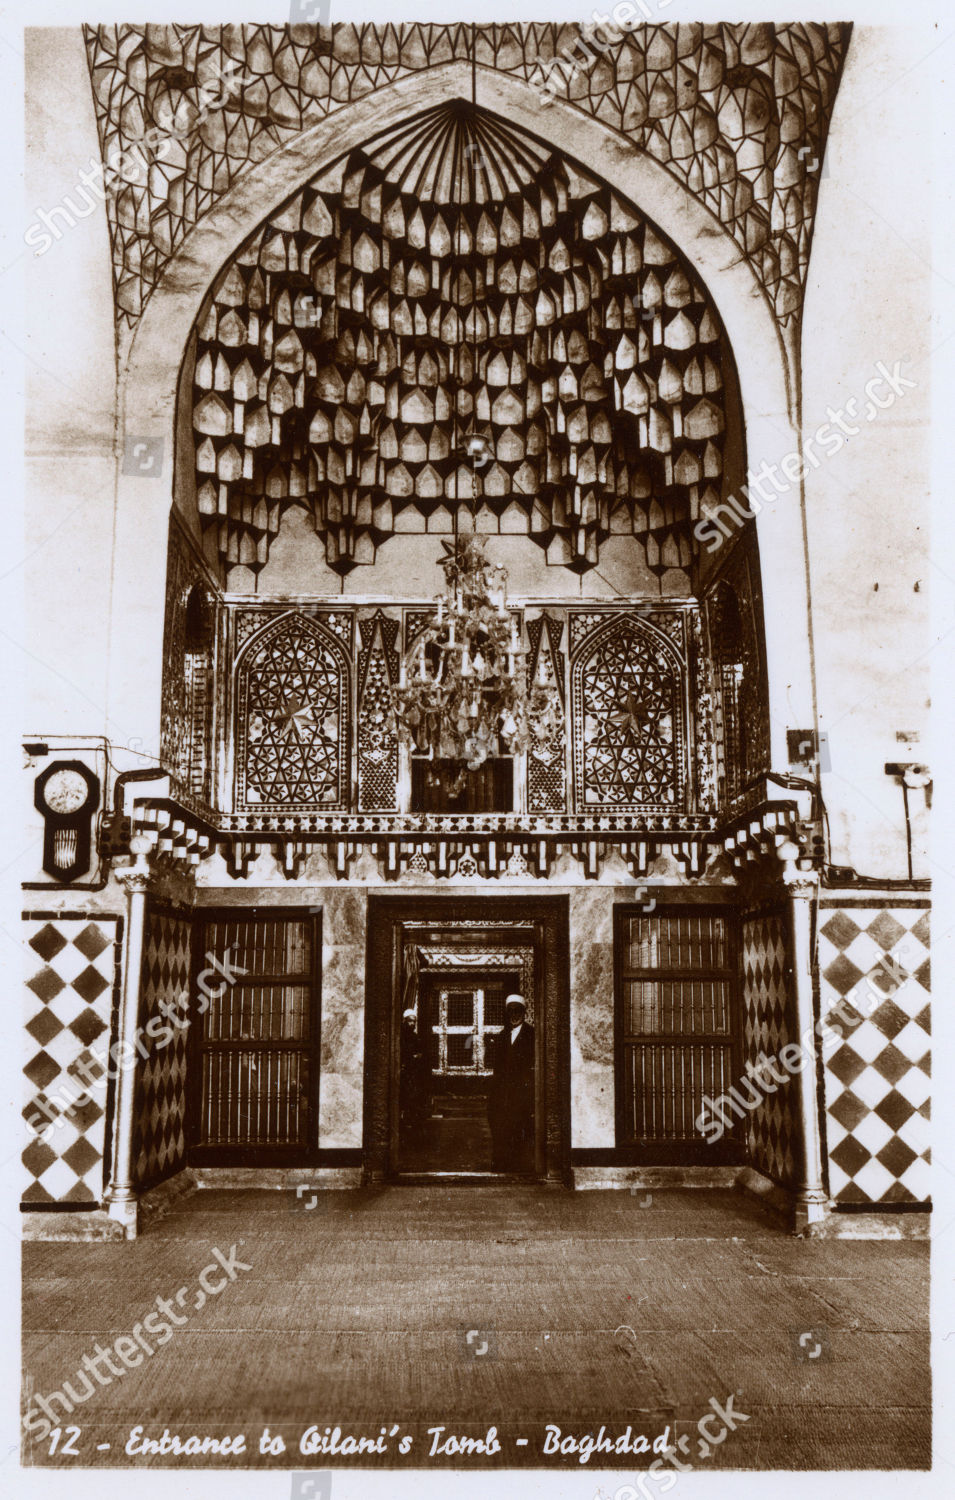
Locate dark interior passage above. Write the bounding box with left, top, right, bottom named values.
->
left=398, top=969, right=522, bottom=1174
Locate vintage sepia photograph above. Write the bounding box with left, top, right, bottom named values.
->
left=14, top=1, right=945, bottom=1484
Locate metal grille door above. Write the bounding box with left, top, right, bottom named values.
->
left=615, top=908, right=741, bottom=1161
left=190, top=911, right=320, bottom=1161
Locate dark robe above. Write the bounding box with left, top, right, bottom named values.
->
left=400, top=1020, right=429, bottom=1137
left=488, top=1021, right=535, bottom=1170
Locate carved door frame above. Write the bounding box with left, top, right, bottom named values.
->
left=363, top=895, right=571, bottom=1185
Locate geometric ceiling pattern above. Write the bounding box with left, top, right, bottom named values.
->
left=190, top=101, right=731, bottom=576
left=83, top=23, right=851, bottom=334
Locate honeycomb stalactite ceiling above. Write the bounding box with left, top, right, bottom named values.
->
left=85, top=23, right=851, bottom=332
left=191, top=101, right=732, bottom=577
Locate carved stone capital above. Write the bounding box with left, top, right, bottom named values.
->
left=783, top=869, right=820, bottom=899
left=116, top=857, right=153, bottom=896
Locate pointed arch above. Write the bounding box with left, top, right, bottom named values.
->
left=111, top=61, right=807, bottom=772
left=233, top=611, right=351, bottom=812
left=570, top=613, right=688, bottom=815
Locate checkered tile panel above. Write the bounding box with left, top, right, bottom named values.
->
left=132, top=907, right=192, bottom=1187
left=819, top=904, right=930, bottom=1205
left=23, top=914, right=121, bottom=1204
left=741, top=909, right=801, bottom=1189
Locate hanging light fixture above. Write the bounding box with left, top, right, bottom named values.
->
left=391, top=92, right=562, bottom=797
left=392, top=534, right=562, bottom=795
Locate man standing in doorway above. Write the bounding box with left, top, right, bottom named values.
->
left=400, top=1007, right=429, bottom=1146
left=489, top=995, right=535, bottom=1172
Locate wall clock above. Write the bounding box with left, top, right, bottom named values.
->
left=34, top=760, right=100, bottom=882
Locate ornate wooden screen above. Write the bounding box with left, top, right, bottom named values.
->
left=220, top=600, right=712, bottom=822
left=188, top=910, right=321, bottom=1161
left=233, top=612, right=350, bottom=812
left=614, top=905, right=741, bottom=1161
left=571, top=614, right=688, bottom=813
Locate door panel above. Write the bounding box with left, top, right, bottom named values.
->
left=399, top=968, right=521, bottom=1172
left=189, top=909, right=321, bottom=1163
left=426, top=977, right=513, bottom=1079
left=615, top=907, right=743, bottom=1162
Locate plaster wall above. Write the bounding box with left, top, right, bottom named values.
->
left=24, top=30, right=119, bottom=738
left=800, top=26, right=933, bottom=880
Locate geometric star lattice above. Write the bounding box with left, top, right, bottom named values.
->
left=572, top=617, right=684, bottom=811
left=235, top=613, right=349, bottom=809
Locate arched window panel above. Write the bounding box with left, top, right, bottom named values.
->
left=357, top=609, right=401, bottom=812
left=234, top=613, right=351, bottom=812
left=160, top=520, right=218, bottom=807
left=526, top=613, right=567, bottom=815
left=704, top=544, right=770, bottom=809
left=571, top=616, right=688, bottom=814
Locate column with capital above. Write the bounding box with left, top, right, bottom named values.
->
left=105, top=838, right=153, bottom=1236
left=780, top=855, right=829, bottom=1231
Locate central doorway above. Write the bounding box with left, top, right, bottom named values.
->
left=400, top=963, right=524, bottom=1174
left=364, top=896, right=570, bottom=1185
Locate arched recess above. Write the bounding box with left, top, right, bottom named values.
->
left=186, top=98, right=742, bottom=585
left=232, top=611, right=351, bottom=813
left=110, top=59, right=811, bottom=775
left=570, top=614, right=689, bottom=815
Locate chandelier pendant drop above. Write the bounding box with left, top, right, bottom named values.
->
left=392, top=535, right=562, bottom=792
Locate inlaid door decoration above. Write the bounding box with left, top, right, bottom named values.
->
left=189, top=911, right=321, bottom=1160
left=615, top=906, right=740, bottom=1159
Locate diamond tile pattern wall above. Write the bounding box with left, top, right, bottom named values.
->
left=819, top=902, right=930, bottom=1206
left=741, top=908, right=800, bottom=1190
left=132, top=907, right=193, bottom=1187
left=23, top=914, right=122, bottom=1205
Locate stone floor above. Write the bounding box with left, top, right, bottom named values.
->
left=22, top=1186, right=930, bottom=1471
left=399, top=1088, right=497, bottom=1173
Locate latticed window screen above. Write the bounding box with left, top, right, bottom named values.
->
left=616, top=909, right=738, bottom=1147
left=234, top=615, right=349, bottom=811
left=194, top=914, right=317, bottom=1151
left=184, top=649, right=211, bottom=798
left=573, top=620, right=685, bottom=813
left=427, top=977, right=516, bottom=1076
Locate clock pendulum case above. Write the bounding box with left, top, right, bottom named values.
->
left=34, top=761, right=101, bottom=882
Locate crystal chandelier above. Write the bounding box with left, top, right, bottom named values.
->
left=392, top=535, right=563, bottom=794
